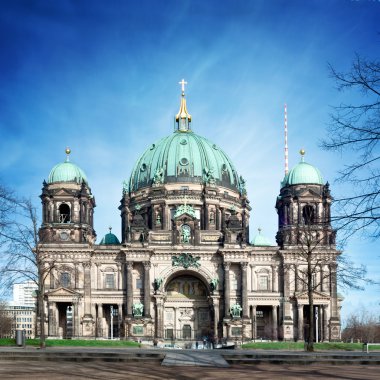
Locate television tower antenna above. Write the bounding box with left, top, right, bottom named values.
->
left=284, top=103, right=289, bottom=175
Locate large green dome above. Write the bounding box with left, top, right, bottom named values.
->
left=48, top=150, right=88, bottom=184
left=282, top=152, right=323, bottom=187
left=128, top=88, right=244, bottom=193
left=129, top=131, right=240, bottom=192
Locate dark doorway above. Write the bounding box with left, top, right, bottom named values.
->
left=57, top=302, right=73, bottom=339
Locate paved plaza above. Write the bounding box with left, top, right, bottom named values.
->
left=0, top=360, right=379, bottom=380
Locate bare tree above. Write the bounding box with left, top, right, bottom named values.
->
left=0, top=302, right=13, bottom=338
left=0, top=198, right=52, bottom=348
left=342, top=308, right=380, bottom=343
left=285, top=223, right=336, bottom=352
left=284, top=222, right=371, bottom=352
left=322, top=54, right=380, bottom=240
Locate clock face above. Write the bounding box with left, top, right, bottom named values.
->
left=60, top=231, right=69, bottom=241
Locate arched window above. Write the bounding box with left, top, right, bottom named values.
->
left=302, top=205, right=315, bottom=225
left=59, top=203, right=71, bottom=223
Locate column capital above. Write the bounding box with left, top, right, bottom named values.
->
left=143, top=261, right=151, bottom=270
left=223, top=262, right=231, bottom=271
left=240, top=262, right=248, bottom=270
left=126, top=262, right=134, bottom=270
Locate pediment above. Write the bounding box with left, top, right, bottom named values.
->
left=295, top=290, right=330, bottom=302
left=47, top=287, right=81, bottom=298
left=174, top=212, right=197, bottom=221
left=295, top=188, right=321, bottom=198
left=54, top=188, right=75, bottom=197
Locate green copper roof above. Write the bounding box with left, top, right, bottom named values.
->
left=129, top=131, right=241, bottom=192
left=282, top=157, right=323, bottom=188
left=251, top=230, right=272, bottom=246
left=99, top=232, right=120, bottom=245
left=48, top=161, right=88, bottom=184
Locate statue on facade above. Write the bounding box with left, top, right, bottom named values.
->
left=153, top=278, right=163, bottom=292
left=210, top=278, right=219, bottom=292
left=180, top=224, right=191, bottom=243
left=122, top=180, right=129, bottom=195
left=153, top=167, right=164, bottom=185
left=204, top=166, right=216, bottom=185
left=132, top=302, right=144, bottom=317
left=239, top=176, right=247, bottom=196
left=230, top=303, right=242, bottom=318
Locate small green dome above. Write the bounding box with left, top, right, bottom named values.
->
left=48, top=161, right=88, bottom=184
left=282, top=153, right=323, bottom=188
left=99, top=231, right=120, bottom=245
left=48, top=150, right=87, bottom=185
left=129, top=131, right=240, bottom=192
left=251, top=229, right=272, bottom=246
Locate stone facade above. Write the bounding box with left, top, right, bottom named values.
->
left=38, top=91, right=340, bottom=342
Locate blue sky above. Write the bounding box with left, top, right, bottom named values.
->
left=0, top=0, right=379, bottom=322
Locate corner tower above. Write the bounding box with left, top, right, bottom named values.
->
left=275, top=150, right=334, bottom=248
left=39, top=148, right=96, bottom=244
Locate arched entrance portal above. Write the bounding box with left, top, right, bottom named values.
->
left=163, top=275, right=212, bottom=341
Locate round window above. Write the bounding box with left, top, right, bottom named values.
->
left=180, top=139, right=187, bottom=145
left=140, top=163, right=147, bottom=172
left=150, top=144, right=155, bottom=150
left=222, top=163, right=227, bottom=172
left=180, top=157, right=189, bottom=166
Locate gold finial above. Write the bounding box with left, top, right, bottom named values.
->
left=299, top=149, right=305, bottom=162
left=175, top=79, right=192, bottom=126
left=65, top=147, right=71, bottom=162
left=258, top=227, right=262, bottom=234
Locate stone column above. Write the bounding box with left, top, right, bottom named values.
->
left=223, top=262, right=231, bottom=318
left=126, top=262, right=133, bottom=316
left=241, top=262, right=248, bottom=318
left=82, top=261, right=92, bottom=317
left=322, top=304, right=328, bottom=341
left=212, top=297, right=220, bottom=338
left=97, top=303, right=103, bottom=338
left=155, top=297, right=164, bottom=338
left=297, top=304, right=304, bottom=341
left=118, top=303, right=123, bottom=338
left=48, top=301, right=56, bottom=336
left=272, top=305, right=278, bottom=340
left=271, top=265, right=278, bottom=292
left=250, top=264, right=255, bottom=291
left=216, top=206, right=220, bottom=230
left=252, top=305, right=257, bottom=340
left=96, top=263, right=101, bottom=290
left=144, top=262, right=151, bottom=318
left=329, top=263, right=338, bottom=318
left=117, top=263, right=122, bottom=290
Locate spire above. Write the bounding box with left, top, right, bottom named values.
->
left=65, top=147, right=71, bottom=162
left=284, top=104, right=288, bottom=175
left=175, top=79, right=192, bottom=132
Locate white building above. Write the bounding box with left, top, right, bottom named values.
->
left=12, top=281, right=38, bottom=307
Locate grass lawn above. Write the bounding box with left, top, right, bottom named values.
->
left=0, top=338, right=140, bottom=348
left=242, top=341, right=380, bottom=351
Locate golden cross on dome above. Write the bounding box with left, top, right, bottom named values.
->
left=179, top=79, right=188, bottom=94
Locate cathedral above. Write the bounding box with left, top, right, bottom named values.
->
left=38, top=83, right=341, bottom=343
